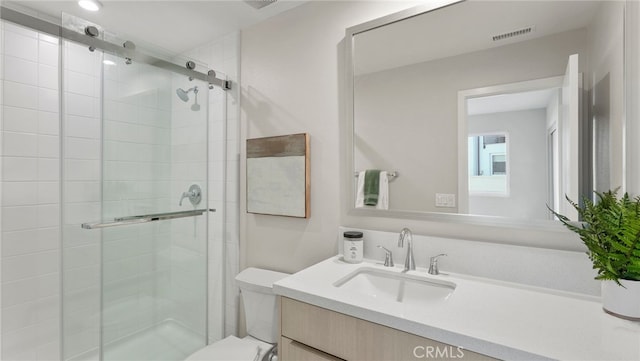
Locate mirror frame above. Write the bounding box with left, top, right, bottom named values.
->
left=344, top=0, right=574, bottom=231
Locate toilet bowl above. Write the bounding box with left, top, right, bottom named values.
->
left=184, top=335, right=273, bottom=361
left=184, top=267, right=289, bottom=361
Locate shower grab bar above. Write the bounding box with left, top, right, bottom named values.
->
left=81, top=208, right=214, bottom=229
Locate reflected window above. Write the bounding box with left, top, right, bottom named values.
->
left=491, top=154, right=506, bottom=175
left=468, top=134, right=508, bottom=195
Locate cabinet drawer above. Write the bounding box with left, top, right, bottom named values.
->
left=356, top=318, right=497, bottom=361
left=281, top=297, right=356, bottom=360
left=281, top=337, right=345, bottom=361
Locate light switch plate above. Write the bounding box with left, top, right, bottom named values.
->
left=435, top=193, right=456, bottom=207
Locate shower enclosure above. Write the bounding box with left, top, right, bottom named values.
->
left=0, top=7, right=226, bottom=361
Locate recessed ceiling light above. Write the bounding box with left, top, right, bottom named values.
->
left=78, top=0, right=102, bottom=12
left=103, top=59, right=116, bottom=66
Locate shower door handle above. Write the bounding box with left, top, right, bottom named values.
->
left=81, top=208, right=215, bottom=229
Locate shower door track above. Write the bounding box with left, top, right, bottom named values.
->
left=0, top=6, right=231, bottom=90
left=81, top=209, right=215, bottom=229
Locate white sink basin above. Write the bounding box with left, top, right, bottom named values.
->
left=333, top=267, right=455, bottom=305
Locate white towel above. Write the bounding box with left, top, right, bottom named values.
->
left=355, top=171, right=389, bottom=210
left=377, top=171, right=389, bottom=210
left=355, top=171, right=366, bottom=208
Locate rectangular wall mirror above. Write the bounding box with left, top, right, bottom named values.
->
left=346, top=0, right=625, bottom=227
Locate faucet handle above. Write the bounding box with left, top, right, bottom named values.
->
left=428, top=253, right=447, bottom=275
left=179, top=191, right=190, bottom=206
left=377, top=245, right=394, bottom=267
left=179, top=184, right=202, bottom=206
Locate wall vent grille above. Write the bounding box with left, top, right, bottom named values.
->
left=492, top=26, right=535, bottom=41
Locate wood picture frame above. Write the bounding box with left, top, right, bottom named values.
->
left=246, top=133, right=310, bottom=218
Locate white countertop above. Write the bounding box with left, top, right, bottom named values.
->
left=273, top=256, right=640, bottom=360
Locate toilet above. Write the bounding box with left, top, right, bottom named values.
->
left=185, top=267, right=290, bottom=361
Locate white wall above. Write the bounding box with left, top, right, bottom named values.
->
left=467, top=109, right=548, bottom=219
left=587, top=1, right=625, bottom=192
left=626, top=0, right=640, bottom=195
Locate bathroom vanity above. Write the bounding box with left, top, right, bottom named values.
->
left=280, top=297, right=495, bottom=360
left=274, top=256, right=640, bottom=360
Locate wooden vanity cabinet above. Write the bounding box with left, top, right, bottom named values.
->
left=279, top=297, right=498, bottom=361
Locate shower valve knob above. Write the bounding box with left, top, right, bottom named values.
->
left=179, top=184, right=202, bottom=206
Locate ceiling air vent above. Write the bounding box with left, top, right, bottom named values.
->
left=492, top=26, right=535, bottom=42
left=244, top=0, right=278, bottom=9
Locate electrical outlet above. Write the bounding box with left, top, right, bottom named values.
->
left=435, top=193, right=456, bottom=207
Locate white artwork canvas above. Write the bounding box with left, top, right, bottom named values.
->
left=246, top=133, right=310, bottom=218
left=247, top=156, right=306, bottom=216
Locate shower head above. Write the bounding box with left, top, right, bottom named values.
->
left=176, top=86, right=200, bottom=111
left=176, top=86, right=199, bottom=102
left=176, top=88, right=190, bottom=102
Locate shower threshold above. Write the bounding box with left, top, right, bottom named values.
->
left=67, top=320, right=204, bottom=361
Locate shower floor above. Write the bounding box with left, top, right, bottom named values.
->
left=71, top=321, right=204, bottom=361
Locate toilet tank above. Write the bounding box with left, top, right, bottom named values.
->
left=235, top=267, right=289, bottom=343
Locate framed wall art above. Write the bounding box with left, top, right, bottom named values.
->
left=246, top=133, right=310, bottom=218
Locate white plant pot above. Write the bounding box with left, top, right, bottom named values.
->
left=602, top=279, right=640, bottom=321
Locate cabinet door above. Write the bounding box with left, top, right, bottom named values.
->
left=281, top=297, right=357, bottom=360
left=281, top=337, right=345, bottom=361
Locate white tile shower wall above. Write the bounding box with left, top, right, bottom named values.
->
left=183, top=30, right=240, bottom=341
left=1, top=21, right=61, bottom=361
left=100, top=53, right=180, bottom=353
left=169, top=73, right=208, bottom=338
left=61, top=40, right=101, bottom=360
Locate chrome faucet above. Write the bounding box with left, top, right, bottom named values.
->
left=397, top=228, right=415, bottom=272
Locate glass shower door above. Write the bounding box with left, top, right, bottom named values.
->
left=98, top=51, right=209, bottom=361
left=60, top=14, right=212, bottom=361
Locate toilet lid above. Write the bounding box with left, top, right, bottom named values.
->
left=185, top=335, right=273, bottom=361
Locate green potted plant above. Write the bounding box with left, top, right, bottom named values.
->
left=551, top=189, right=640, bottom=321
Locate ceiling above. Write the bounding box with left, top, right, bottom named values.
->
left=354, top=0, right=600, bottom=76
left=5, top=0, right=307, bottom=55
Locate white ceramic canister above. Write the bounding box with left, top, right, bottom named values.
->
left=343, top=231, right=364, bottom=263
